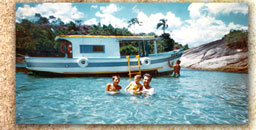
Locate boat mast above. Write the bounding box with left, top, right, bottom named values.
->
left=154, top=40, right=158, bottom=55
left=141, top=40, right=145, bottom=57
left=138, top=41, right=141, bottom=56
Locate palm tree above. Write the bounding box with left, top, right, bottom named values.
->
left=128, top=18, right=142, bottom=35
left=157, top=19, right=168, bottom=34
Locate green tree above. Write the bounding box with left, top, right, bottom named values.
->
left=147, top=32, right=156, bottom=36
left=120, top=44, right=138, bottom=56
left=158, top=33, right=174, bottom=52
left=89, top=23, right=102, bottom=35
left=35, top=13, right=49, bottom=24
left=156, top=19, right=168, bottom=34
left=128, top=18, right=142, bottom=35
left=224, top=30, right=248, bottom=50
left=183, top=44, right=189, bottom=50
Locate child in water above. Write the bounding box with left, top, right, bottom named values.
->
left=168, top=60, right=181, bottom=78
left=105, top=75, right=122, bottom=94
left=125, top=74, right=142, bottom=95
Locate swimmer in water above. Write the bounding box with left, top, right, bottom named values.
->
left=125, top=74, right=142, bottom=95
left=138, top=73, right=154, bottom=95
left=168, top=60, right=181, bottom=78
left=105, top=75, right=122, bottom=94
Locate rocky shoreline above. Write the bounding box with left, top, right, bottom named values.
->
left=180, top=39, right=248, bottom=73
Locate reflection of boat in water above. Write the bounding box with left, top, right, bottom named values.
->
left=25, top=35, right=183, bottom=77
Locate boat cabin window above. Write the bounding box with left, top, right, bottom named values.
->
left=119, top=40, right=154, bottom=57
left=80, top=45, right=105, bottom=53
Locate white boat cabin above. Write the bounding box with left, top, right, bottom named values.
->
left=55, top=35, right=158, bottom=58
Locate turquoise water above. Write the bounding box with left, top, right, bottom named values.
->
left=16, top=69, right=248, bottom=124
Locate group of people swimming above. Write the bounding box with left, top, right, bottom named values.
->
left=105, top=73, right=154, bottom=95
left=105, top=60, right=181, bottom=95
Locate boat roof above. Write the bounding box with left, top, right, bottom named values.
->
left=55, top=35, right=157, bottom=41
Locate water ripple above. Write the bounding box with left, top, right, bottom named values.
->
left=16, top=70, right=248, bottom=124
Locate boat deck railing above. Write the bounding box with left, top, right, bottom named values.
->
left=120, top=49, right=183, bottom=58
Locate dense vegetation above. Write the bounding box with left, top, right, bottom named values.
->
left=223, top=29, right=248, bottom=50
left=16, top=14, right=189, bottom=57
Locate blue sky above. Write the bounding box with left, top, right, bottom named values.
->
left=16, top=3, right=248, bottom=47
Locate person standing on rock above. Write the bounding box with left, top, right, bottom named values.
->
left=168, top=60, right=181, bottom=78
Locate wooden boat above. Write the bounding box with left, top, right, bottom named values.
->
left=25, top=35, right=183, bottom=77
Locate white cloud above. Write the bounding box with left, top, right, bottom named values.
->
left=166, top=12, right=183, bottom=28
left=188, top=3, right=248, bottom=18
left=132, top=5, right=140, bottom=14
left=172, top=16, right=228, bottom=47
left=94, top=4, right=128, bottom=28
left=227, top=22, right=248, bottom=30
left=171, top=3, right=248, bottom=47
left=188, top=3, right=205, bottom=18
left=99, top=3, right=120, bottom=14
left=126, top=3, right=248, bottom=45
left=91, top=5, right=98, bottom=9
left=84, top=18, right=98, bottom=25
left=206, top=3, right=248, bottom=15
left=16, top=3, right=84, bottom=23
left=129, top=11, right=182, bottom=35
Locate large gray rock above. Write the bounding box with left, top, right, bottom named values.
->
left=180, top=39, right=248, bottom=73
